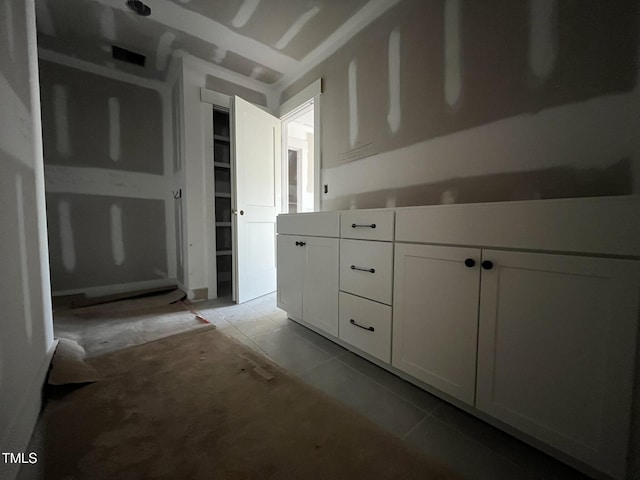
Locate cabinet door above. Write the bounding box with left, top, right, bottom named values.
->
left=276, top=235, right=303, bottom=320
left=302, top=236, right=339, bottom=337
left=476, top=250, right=640, bottom=480
left=393, top=244, right=481, bottom=405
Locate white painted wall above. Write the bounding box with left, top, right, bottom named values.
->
left=0, top=1, right=55, bottom=478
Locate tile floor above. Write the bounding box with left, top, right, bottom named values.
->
left=193, top=292, right=592, bottom=480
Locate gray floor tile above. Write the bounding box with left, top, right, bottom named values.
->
left=265, top=309, right=289, bottom=325
left=406, top=415, right=529, bottom=480
left=301, top=358, right=427, bottom=437
left=218, top=324, right=267, bottom=355
left=431, top=403, right=590, bottom=480
left=250, top=326, right=333, bottom=375
left=337, top=351, right=444, bottom=413
left=229, top=314, right=281, bottom=337
left=284, top=321, right=348, bottom=357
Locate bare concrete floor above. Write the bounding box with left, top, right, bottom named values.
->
left=53, top=293, right=208, bottom=357
left=21, top=292, right=591, bottom=480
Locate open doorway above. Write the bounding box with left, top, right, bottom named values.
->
left=282, top=101, right=315, bottom=214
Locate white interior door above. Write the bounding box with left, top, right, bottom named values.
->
left=233, top=96, right=281, bottom=303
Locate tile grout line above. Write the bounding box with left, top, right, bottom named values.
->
left=334, top=353, right=438, bottom=415
left=401, top=411, right=432, bottom=440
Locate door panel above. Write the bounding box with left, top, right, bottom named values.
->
left=302, top=236, right=339, bottom=337
left=234, top=96, right=281, bottom=303
left=276, top=234, right=303, bottom=320
left=392, top=243, right=481, bottom=405
left=476, top=250, right=640, bottom=479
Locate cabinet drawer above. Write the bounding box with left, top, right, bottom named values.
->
left=340, top=210, right=394, bottom=241
left=277, top=212, right=340, bottom=237
left=339, top=292, right=392, bottom=363
left=340, top=239, right=393, bottom=305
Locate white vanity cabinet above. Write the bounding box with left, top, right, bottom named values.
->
left=276, top=196, right=640, bottom=480
left=394, top=197, right=640, bottom=480
left=276, top=213, right=340, bottom=337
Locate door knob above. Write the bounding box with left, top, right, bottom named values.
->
left=481, top=260, right=494, bottom=270
left=232, top=210, right=245, bottom=216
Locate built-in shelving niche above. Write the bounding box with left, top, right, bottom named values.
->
left=213, top=107, right=232, bottom=298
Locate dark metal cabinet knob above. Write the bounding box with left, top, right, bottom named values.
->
left=299, top=242, right=306, bottom=246
left=295, top=241, right=300, bottom=246
left=481, top=260, right=494, bottom=270
left=464, top=258, right=476, bottom=268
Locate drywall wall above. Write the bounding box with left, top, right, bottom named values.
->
left=282, top=0, right=640, bottom=210
left=0, top=1, right=55, bottom=479
left=205, top=73, right=267, bottom=107
left=38, top=60, right=173, bottom=294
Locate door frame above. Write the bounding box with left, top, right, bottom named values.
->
left=279, top=79, right=322, bottom=213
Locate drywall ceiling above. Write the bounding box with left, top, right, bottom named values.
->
left=35, top=0, right=397, bottom=91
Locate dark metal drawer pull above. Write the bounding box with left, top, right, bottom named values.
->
left=351, top=223, right=376, bottom=229
left=351, top=265, right=375, bottom=273
left=350, top=319, right=375, bottom=332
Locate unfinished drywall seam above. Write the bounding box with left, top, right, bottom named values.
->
left=108, top=97, right=121, bottom=162
left=322, top=90, right=640, bottom=200
left=212, top=47, right=227, bottom=64
left=250, top=66, right=265, bottom=79
left=178, top=51, right=273, bottom=101
left=16, top=174, right=33, bottom=342
left=91, top=0, right=295, bottom=74
left=348, top=59, right=358, bottom=148
left=157, top=31, right=176, bottom=71
left=100, top=7, right=116, bottom=42
left=232, top=0, right=261, bottom=28
left=529, top=0, right=558, bottom=82
left=276, top=0, right=401, bottom=91
left=52, top=84, right=70, bottom=157
left=4, top=0, right=15, bottom=62
left=275, top=6, right=321, bottom=50
left=35, top=0, right=55, bottom=36
left=387, top=27, right=401, bottom=135
left=39, top=49, right=167, bottom=93
left=58, top=200, right=76, bottom=272
left=110, top=203, right=125, bottom=265
left=45, top=166, right=167, bottom=199
left=444, top=0, right=463, bottom=107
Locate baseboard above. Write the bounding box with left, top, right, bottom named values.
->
left=52, top=278, right=178, bottom=298
left=0, top=340, right=58, bottom=480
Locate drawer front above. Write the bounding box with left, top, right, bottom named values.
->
left=339, top=292, right=392, bottom=363
left=340, top=240, right=393, bottom=305
left=277, top=212, right=340, bottom=237
left=340, top=210, right=394, bottom=241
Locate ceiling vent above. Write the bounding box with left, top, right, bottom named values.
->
left=112, top=46, right=146, bottom=67
left=126, top=0, right=151, bottom=16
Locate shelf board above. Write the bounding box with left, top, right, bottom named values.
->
left=216, top=222, right=232, bottom=227
left=215, top=192, right=232, bottom=198
left=214, top=134, right=230, bottom=142
left=216, top=250, right=232, bottom=256
left=214, top=162, right=231, bottom=169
